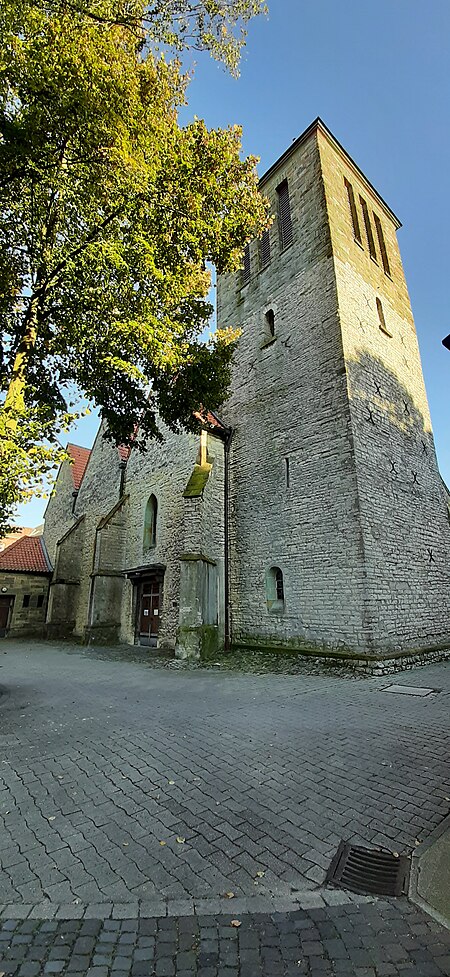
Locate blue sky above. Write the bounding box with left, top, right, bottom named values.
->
left=15, top=0, right=450, bottom=525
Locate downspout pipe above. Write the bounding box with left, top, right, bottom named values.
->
left=119, top=460, right=127, bottom=500
left=223, top=426, right=233, bottom=652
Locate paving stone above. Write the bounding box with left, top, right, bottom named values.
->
left=1, top=646, right=450, bottom=974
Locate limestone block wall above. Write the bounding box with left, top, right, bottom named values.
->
left=318, top=128, right=450, bottom=651
left=177, top=432, right=226, bottom=657
left=86, top=499, right=128, bottom=642
left=119, top=423, right=199, bottom=648
left=43, top=459, right=77, bottom=568
left=47, top=517, right=86, bottom=631
left=67, top=427, right=124, bottom=637
left=0, top=572, right=49, bottom=636
left=218, top=131, right=369, bottom=653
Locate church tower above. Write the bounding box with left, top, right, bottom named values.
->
left=218, top=118, right=450, bottom=661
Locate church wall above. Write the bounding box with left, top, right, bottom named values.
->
left=178, top=432, right=226, bottom=657
left=47, top=517, right=86, bottom=633
left=43, top=459, right=77, bottom=568
left=119, top=424, right=198, bottom=648
left=318, top=129, right=450, bottom=652
left=218, top=131, right=370, bottom=654
left=68, top=428, right=124, bottom=637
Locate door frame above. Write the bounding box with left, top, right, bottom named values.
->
left=125, top=564, right=166, bottom=648
left=137, top=575, right=162, bottom=646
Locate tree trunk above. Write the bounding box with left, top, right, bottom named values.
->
left=3, top=299, right=39, bottom=424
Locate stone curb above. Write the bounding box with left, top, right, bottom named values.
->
left=409, top=811, right=450, bottom=931
left=0, top=888, right=378, bottom=921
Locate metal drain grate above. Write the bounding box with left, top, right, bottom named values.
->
left=325, top=842, right=410, bottom=896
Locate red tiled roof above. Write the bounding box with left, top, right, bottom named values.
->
left=67, top=444, right=91, bottom=490
left=0, top=536, right=52, bottom=574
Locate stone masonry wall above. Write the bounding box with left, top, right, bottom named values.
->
left=43, top=459, right=78, bottom=569
left=68, top=426, right=124, bottom=637
left=318, top=128, right=450, bottom=651
left=119, top=423, right=199, bottom=648
left=218, top=131, right=370, bottom=654
left=0, top=572, right=49, bottom=636
left=177, top=432, right=226, bottom=657
left=47, top=517, right=86, bottom=631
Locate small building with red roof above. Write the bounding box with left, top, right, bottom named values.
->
left=0, top=535, right=53, bottom=637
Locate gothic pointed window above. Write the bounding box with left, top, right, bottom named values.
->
left=143, top=494, right=157, bottom=551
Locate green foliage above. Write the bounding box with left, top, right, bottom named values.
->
left=0, top=0, right=268, bottom=531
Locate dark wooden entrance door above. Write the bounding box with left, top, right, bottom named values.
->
left=138, top=578, right=161, bottom=646
left=0, top=596, right=13, bottom=636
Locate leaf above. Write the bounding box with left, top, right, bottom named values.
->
left=48, top=816, right=56, bottom=822
left=168, top=780, right=175, bottom=785
left=255, top=871, right=265, bottom=878
left=122, top=842, right=129, bottom=846
left=230, top=919, right=241, bottom=928
left=222, top=891, right=235, bottom=899
left=159, top=841, right=166, bottom=846
left=176, top=836, right=186, bottom=844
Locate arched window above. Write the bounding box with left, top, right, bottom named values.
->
left=143, top=495, right=157, bottom=551
left=266, top=566, right=285, bottom=613
left=275, top=568, right=284, bottom=601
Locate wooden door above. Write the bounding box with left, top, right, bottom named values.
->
left=138, top=579, right=161, bottom=646
left=0, top=596, right=13, bottom=636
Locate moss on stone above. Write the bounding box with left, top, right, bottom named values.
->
left=183, top=463, right=212, bottom=499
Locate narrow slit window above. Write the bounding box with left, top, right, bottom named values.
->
left=344, top=178, right=362, bottom=244
left=37, top=594, right=44, bottom=608
left=276, top=179, right=293, bottom=249
left=259, top=229, right=271, bottom=270
left=265, top=308, right=275, bottom=337
left=373, top=214, right=391, bottom=276
left=376, top=297, right=391, bottom=336
left=285, top=457, right=290, bottom=488
left=241, top=244, right=251, bottom=286
left=22, top=594, right=30, bottom=608
left=360, top=196, right=377, bottom=260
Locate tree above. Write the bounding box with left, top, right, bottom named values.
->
left=0, top=0, right=268, bottom=533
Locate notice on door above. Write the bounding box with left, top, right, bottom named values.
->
left=143, top=609, right=149, bottom=616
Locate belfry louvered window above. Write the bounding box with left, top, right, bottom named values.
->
left=344, top=178, right=362, bottom=245
left=373, top=214, right=391, bottom=276
left=241, top=243, right=251, bottom=286
left=259, top=229, right=271, bottom=270
left=276, top=179, right=293, bottom=249
left=360, top=196, right=377, bottom=261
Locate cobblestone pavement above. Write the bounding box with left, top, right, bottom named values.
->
left=0, top=901, right=449, bottom=976
left=0, top=640, right=449, bottom=975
